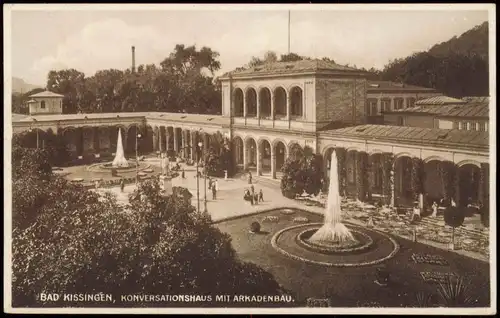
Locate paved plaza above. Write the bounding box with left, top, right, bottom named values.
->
left=75, top=157, right=490, bottom=263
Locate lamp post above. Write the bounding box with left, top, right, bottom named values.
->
left=198, top=141, right=208, bottom=214
left=196, top=142, right=201, bottom=213
left=31, top=119, right=39, bottom=149
left=136, top=132, right=142, bottom=184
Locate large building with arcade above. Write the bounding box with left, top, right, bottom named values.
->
left=12, top=59, right=490, bottom=209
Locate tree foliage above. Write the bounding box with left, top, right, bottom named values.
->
left=12, top=154, right=289, bottom=307
left=39, top=45, right=221, bottom=115
left=280, top=146, right=323, bottom=199
left=202, top=133, right=233, bottom=177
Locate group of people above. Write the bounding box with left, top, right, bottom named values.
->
left=244, top=184, right=263, bottom=205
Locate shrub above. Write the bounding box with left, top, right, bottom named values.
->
left=437, top=276, right=477, bottom=307
left=250, top=221, right=261, bottom=233
left=480, top=203, right=489, bottom=228
left=444, top=206, right=465, bottom=247
left=280, top=146, right=322, bottom=199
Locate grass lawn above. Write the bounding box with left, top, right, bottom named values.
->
left=214, top=208, right=490, bottom=308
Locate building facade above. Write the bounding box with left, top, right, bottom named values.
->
left=12, top=60, right=490, bottom=209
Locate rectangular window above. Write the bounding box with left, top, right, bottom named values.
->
left=406, top=97, right=416, bottom=108
left=460, top=122, right=467, bottom=130
left=394, top=99, right=404, bottom=110
left=478, top=122, right=485, bottom=131
left=369, top=100, right=378, bottom=115
left=397, top=116, right=404, bottom=126
left=381, top=100, right=391, bottom=112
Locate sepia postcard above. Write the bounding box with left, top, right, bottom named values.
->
left=3, top=3, right=496, bottom=315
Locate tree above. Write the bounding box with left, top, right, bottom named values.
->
left=202, top=133, right=233, bottom=177
left=12, top=88, right=46, bottom=114
left=280, top=52, right=305, bottom=62
left=247, top=50, right=278, bottom=68
left=47, top=69, right=86, bottom=113
left=443, top=206, right=465, bottom=249
left=12, top=163, right=290, bottom=306
left=280, top=146, right=323, bottom=199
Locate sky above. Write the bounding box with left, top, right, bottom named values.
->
left=7, top=4, right=490, bottom=86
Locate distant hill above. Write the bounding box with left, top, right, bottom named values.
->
left=12, top=77, right=42, bottom=94
left=428, top=21, right=488, bottom=60
left=373, top=21, right=489, bottom=98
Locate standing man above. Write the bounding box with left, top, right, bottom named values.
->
left=120, top=179, right=125, bottom=192
left=212, top=183, right=217, bottom=200
left=259, top=189, right=264, bottom=202
left=248, top=171, right=253, bottom=184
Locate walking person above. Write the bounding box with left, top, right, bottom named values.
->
left=259, top=189, right=264, bottom=202
left=251, top=184, right=255, bottom=195
left=181, top=168, right=185, bottom=179
left=212, top=184, right=216, bottom=200
left=248, top=171, right=253, bottom=184
left=120, top=179, right=125, bottom=192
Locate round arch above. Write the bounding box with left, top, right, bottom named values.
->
left=258, top=138, right=272, bottom=174
left=456, top=159, right=482, bottom=168
left=245, top=87, right=258, bottom=117
left=258, top=87, right=272, bottom=119
left=289, top=86, right=303, bottom=117
left=273, top=86, right=287, bottom=118
left=423, top=155, right=448, bottom=164
left=233, top=88, right=244, bottom=117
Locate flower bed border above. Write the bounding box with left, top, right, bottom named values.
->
left=271, top=222, right=400, bottom=267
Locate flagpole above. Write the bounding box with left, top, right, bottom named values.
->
left=288, top=10, right=291, bottom=54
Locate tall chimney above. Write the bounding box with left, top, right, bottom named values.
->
left=131, top=46, right=136, bottom=73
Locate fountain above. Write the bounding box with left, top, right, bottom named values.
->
left=112, top=129, right=129, bottom=167
left=270, top=149, right=400, bottom=267
left=85, top=129, right=150, bottom=174
left=309, top=150, right=355, bottom=244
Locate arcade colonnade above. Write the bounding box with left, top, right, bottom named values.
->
left=322, top=147, right=490, bottom=209
left=22, top=124, right=223, bottom=163
left=232, top=85, right=304, bottom=119
left=231, top=135, right=302, bottom=178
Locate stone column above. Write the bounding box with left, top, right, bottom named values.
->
left=203, top=133, right=209, bottom=153
left=286, top=93, right=291, bottom=120
left=159, top=128, right=163, bottom=153
left=153, top=129, right=158, bottom=152
left=271, top=147, right=277, bottom=179
left=270, top=91, right=275, bottom=120
left=181, top=130, right=186, bottom=158
left=257, top=143, right=262, bottom=176
left=243, top=92, right=247, bottom=118
left=92, top=127, right=99, bottom=155
left=173, top=128, right=178, bottom=153
left=243, top=140, right=248, bottom=169
left=390, top=170, right=395, bottom=207
left=166, top=129, right=171, bottom=152
left=190, top=131, right=196, bottom=161
left=256, top=93, right=261, bottom=120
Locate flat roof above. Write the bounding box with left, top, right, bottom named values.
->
left=367, top=81, right=436, bottom=93
left=12, top=112, right=230, bottom=126
left=386, top=101, right=489, bottom=118
left=320, top=124, right=488, bottom=148
left=220, top=59, right=366, bottom=79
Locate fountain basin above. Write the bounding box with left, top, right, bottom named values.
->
left=86, top=161, right=152, bottom=174
left=297, top=228, right=374, bottom=254
left=272, top=222, right=399, bottom=267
